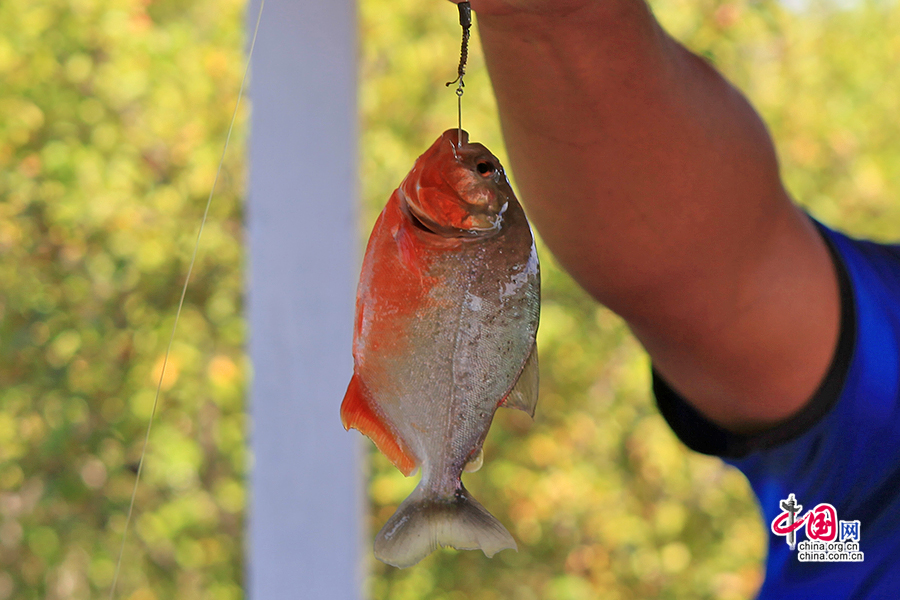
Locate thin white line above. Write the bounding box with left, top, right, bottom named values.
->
left=107, top=1, right=265, bottom=597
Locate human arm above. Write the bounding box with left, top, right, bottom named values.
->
left=462, top=0, right=840, bottom=433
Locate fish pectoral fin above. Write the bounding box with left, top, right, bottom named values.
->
left=340, top=374, right=418, bottom=476
left=374, top=483, right=517, bottom=568
left=463, top=447, right=484, bottom=473
left=392, top=222, right=421, bottom=274
left=499, top=344, right=539, bottom=417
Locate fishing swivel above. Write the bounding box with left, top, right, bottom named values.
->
left=447, top=2, right=472, bottom=147
left=447, top=1, right=471, bottom=89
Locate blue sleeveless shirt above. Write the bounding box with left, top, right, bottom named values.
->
left=653, top=221, right=900, bottom=598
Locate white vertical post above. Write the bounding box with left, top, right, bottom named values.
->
left=246, top=0, right=361, bottom=598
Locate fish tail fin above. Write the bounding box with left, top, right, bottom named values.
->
left=374, top=483, right=516, bottom=568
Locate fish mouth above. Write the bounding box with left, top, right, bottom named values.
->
left=401, top=195, right=505, bottom=239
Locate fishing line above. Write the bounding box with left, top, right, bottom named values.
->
left=447, top=2, right=471, bottom=147
left=107, top=1, right=265, bottom=597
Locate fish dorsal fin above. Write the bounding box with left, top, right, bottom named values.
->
left=341, top=374, right=418, bottom=476
left=500, top=344, right=539, bottom=417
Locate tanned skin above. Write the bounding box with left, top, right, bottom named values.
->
left=453, top=0, right=840, bottom=433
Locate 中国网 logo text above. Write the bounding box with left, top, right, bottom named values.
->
left=770, top=493, right=864, bottom=562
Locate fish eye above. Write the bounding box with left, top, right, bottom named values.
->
left=476, top=161, right=496, bottom=177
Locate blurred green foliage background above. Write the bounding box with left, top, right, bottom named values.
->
left=1, top=0, right=898, bottom=598
left=0, top=0, right=246, bottom=598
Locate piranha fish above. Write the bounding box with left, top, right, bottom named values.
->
left=341, top=129, right=541, bottom=568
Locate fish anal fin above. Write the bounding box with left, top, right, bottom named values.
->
left=341, top=374, right=417, bottom=476
left=499, top=345, right=539, bottom=417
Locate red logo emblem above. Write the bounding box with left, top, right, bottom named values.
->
left=805, top=503, right=838, bottom=542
